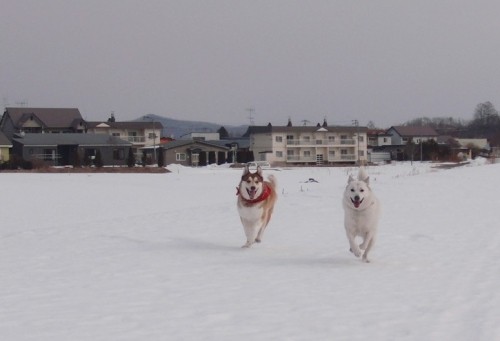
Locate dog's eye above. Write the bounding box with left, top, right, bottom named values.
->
left=360, top=189, right=364, bottom=192
left=350, top=188, right=354, bottom=192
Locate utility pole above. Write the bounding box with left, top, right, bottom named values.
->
left=246, top=107, right=255, bottom=125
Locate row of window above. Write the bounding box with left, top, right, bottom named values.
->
left=275, top=149, right=365, bottom=158
left=275, top=135, right=364, bottom=143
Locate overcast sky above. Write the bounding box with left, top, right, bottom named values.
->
left=2, top=1, right=500, bottom=128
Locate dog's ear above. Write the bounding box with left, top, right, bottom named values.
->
left=348, top=175, right=355, bottom=183
left=243, top=165, right=250, bottom=175
left=257, top=166, right=263, bottom=176
left=363, top=176, right=370, bottom=185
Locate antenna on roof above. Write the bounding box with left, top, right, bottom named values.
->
left=15, top=100, right=28, bottom=107
left=301, top=119, right=310, bottom=126
left=246, top=107, right=255, bottom=125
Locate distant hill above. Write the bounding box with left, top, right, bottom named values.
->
left=134, top=115, right=248, bottom=139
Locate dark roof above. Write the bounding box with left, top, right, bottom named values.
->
left=243, top=125, right=368, bottom=137
left=86, top=121, right=164, bottom=130
left=0, top=131, right=12, bottom=146
left=388, top=126, right=439, bottom=137
left=12, top=133, right=131, bottom=147
left=160, top=139, right=230, bottom=151
left=5, top=107, right=84, bottom=129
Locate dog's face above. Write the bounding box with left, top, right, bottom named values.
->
left=345, top=175, right=372, bottom=209
left=239, top=166, right=264, bottom=200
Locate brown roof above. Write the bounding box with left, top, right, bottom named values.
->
left=5, top=107, right=84, bottom=129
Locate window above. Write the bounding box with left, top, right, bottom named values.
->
left=303, top=136, right=310, bottom=142
left=286, top=135, right=294, bottom=141
left=304, top=150, right=311, bottom=157
left=329, top=150, right=335, bottom=157
left=287, top=150, right=294, bottom=156
left=276, top=151, right=283, bottom=157
left=358, top=136, right=364, bottom=142
left=148, top=133, right=157, bottom=139
left=341, top=149, right=348, bottom=155
left=43, top=149, right=54, bottom=161
left=176, top=153, right=186, bottom=161
left=328, top=136, right=335, bottom=142
left=113, top=148, right=125, bottom=160
left=275, top=136, right=283, bottom=143
left=112, top=132, right=120, bottom=137
left=359, top=150, right=365, bottom=157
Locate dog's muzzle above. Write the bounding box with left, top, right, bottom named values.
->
left=351, top=195, right=363, bottom=208
left=246, top=187, right=257, bottom=199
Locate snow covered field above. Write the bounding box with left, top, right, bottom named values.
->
left=1, top=160, right=499, bottom=340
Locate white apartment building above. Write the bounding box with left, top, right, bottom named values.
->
left=246, top=123, right=368, bottom=166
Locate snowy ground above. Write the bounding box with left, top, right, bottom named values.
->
left=1, top=160, right=499, bottom=340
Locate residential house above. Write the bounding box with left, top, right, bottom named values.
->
left=1, top=107, right=87, bottom=141
left=12, top=133, right=132, bottom=167
left=180, top=132, right=220, bottom=141
left=159, top=139, right=230, bottom=167
left=244, top=121, right=369, bottom=166
left=386, top=126, right=439, bottom=145
left=366, top=129, right=392, bottom=163
left=86, top=120, right=163, bottom=163
left=0, top=131, right=12, bottom=163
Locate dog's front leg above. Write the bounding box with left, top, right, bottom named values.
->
left=347, top=233, right=362, bottom=257
left=242, top=222, right=259, bottom=248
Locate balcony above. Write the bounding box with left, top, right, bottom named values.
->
left=286, top=154, right=356, bottom=163
left=125, top=136, right=146, bottom=144
left=286, top=139, right=355, bottom=147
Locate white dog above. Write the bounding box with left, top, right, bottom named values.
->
left=236, top=165, right=277, bottom=248
left=342, top=167, right=380, bottom=262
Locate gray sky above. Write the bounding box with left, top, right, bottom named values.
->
left=2, top=0, right=500, bottom=128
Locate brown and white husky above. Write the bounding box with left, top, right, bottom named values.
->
left=236, top=165, right=277, bottom=248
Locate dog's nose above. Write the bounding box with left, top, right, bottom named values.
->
left=354, top=195, right=360, bottom=201
left=250, top=186, right=256, bottom=191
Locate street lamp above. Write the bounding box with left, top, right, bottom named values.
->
left=143, top=115, right=156, bottom=164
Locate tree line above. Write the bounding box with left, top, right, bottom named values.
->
left=401, top=101, right=500, bottom=145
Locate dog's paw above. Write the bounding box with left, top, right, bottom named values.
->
left=255, top=238, right=261, bottom=243
left=241, top=242, right=252, bottom=248
left=350, top=247, right=362, bottom=257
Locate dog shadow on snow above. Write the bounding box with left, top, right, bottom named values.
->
left=173, top=236, right=366, bottom=268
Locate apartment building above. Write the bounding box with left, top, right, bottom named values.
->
left=244, top=121, right=368, bottom=166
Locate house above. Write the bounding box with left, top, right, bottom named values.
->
left=386, top=126, right=439, bottom=145
left=12, top=133, right=132, bottom=167
left=1, top=107, right=87, bottom=140
left=366, top=129, right=392, bottom=163
left=86, top=120, right=164, bottom=163
left=180, top=132, right=220, bottom=141
left=0, top=131, right=12, bottom=163
left=244, top=120, right=369, bottom=166
left=158, top=139, right=230, bottom=167
left=367, top=129, right=392, bottom=148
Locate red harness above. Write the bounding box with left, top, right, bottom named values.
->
left=236, top=184, right=272, bottom=204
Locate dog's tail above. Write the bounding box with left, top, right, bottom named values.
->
left=267, top=174, right=277, bottom=191
left=358, top=167, right=369, bottom=184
